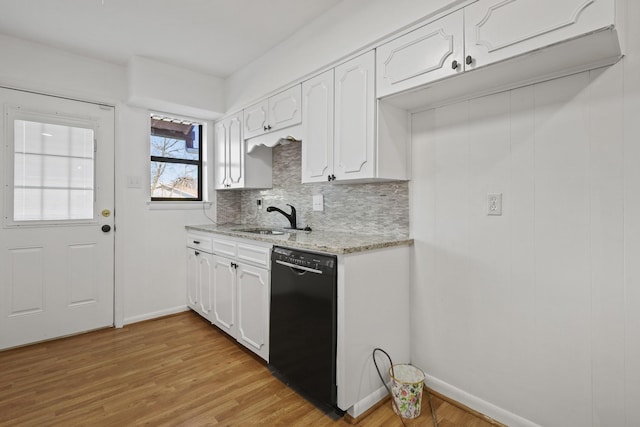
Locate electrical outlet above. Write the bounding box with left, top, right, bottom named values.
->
left=313, top=195, right=324, bottom=212
left=257, top=198, right=263, bottom=210
left=127, top=175, right=142, bottom=188
left=487, top=193, right=502, bottom=216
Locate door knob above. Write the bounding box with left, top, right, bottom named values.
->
left=101, top=224, right=111, bottom=233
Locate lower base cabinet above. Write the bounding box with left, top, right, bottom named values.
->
left=187, top=232, right=271, bottom=361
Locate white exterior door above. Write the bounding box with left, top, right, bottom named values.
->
left=0, top=88, right=115, bottom=350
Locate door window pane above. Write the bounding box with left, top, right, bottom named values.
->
left=13, top=120, right=94, bottom=221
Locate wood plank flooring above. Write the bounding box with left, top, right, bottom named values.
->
left=0, top=311, right=496, bottom=426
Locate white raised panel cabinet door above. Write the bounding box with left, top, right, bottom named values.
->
left=213, top=120, right=228, bottom=189
left=212, top=255, right=237, bottom=338
left=465, top=0, right=614, bottom=70
left=302, top=69, right=334, bottom=183
left=334, top=51, right=375, bottom=181
left=377, top=10, right=464, bottom=98
left=227, top=112, right=244, bottom=188
left=186, top=248, right=199, bottom=311
left=197, top=252, right=214, bottom=321
left=244, top=99, right=268, bottom=140
left=268, top=85, right=302, bottom=132
left=236, top=264, right=270, bottom=361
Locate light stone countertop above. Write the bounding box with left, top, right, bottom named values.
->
left=185, top=224, right=413, bottom=255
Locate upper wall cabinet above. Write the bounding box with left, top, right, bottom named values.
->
left=243, top=85, right=302, bottom=140
left=464, top=0, right=615, bottom=69
left=377, top=10, right=464, bottom=98
left=214, top=112, right=272, bottom=190
left=378, top=0, right=622, bottom=109
left=302, top=51, right=410, bottom=184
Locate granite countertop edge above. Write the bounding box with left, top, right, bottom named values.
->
left=185, top=224, right=413, bottom=255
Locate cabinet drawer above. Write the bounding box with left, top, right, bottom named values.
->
left=186, top=233, right=213, bottom=253
left=237, top=243, right=271, bottom=269
left=213, top=238, right=237, bottom=258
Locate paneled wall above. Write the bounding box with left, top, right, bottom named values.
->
left=410, top=62, right=636, bottom=426
left=216, top=142, right=410, bottom=235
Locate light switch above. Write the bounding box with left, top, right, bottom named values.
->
left=313, top=194, right=324, bottom=212
left=127, top=175, right=142, bottom=188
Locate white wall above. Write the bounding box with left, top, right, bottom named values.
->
left=224, top=0, right=464, bottom=111
left=0, top=33, right=217, bottom=325
left=409, top=3, right=640, bottom=425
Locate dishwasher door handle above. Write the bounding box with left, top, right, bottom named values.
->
left=275, top=259, right=323, bottom=274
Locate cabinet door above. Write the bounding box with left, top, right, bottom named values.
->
left=377, top=10, right=464, bottom=98
left=186, top=247, right=199, bottom=311
left=236, top=264, right=270, bottom=361
left=334, top=51, right=375, bottom=181
left=464, top=0, right=614, bottom=69
left=244, top=99, right=268, bottom=140
left=213, top=120, right=228, bottom=189
left=268, top=85, right=302, bottom=132
left=227, top=112, right=245, bottom=188
left=212, top=255, right=237, bottom=338
left=302, top=70, right=334, bottom=183
left=197, top=252, right=214, bottom=320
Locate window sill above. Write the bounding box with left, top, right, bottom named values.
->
left=147, top=201, right=213, bottom=211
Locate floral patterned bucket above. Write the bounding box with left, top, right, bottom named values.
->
left=389, top=364, right=425, bottom=419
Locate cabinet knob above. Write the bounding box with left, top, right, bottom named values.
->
left=466, top=55, right=473, bottom=65
left=451, top=60, right=459, bottom=70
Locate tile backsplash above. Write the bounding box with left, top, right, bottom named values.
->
left=216, top=142, right=409, bottom=235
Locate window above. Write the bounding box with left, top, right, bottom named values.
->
left=150, top=114, right=203, bottom=201
left=12, top=118, right=95, bottom=222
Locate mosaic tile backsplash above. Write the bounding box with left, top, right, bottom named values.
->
left=215, top=142, right=409, bottom=235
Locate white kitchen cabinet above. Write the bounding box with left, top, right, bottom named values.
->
left=236, top=263, right=270, bottom=360
left=209, top=236, right=271, bottom=361
left=302, top=51, right=410, bottom=183
left=378, top=0, right=622, bottom=109
left=301, top=69, right=334, bottom=183
left=464, top=0, right=615, bottom=70
left=211, top=254, right=237, bottom=337
left=214, top=111, right=272, bottom=190
left=244, top=85, right=302, bottom=140
left=186, top=233, right=214, bottom=322
left=376, top=9, right=464, bottom=98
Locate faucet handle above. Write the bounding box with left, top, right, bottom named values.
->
left=286, top=203, right=296, bottom=212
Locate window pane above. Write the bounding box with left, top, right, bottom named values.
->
left=150, top=135, right=199, bottom=161
left=14, top=188, right=93, bottom=221
left=13, top=119, right=94, bottom=222
left=150, top=162, right=199, bottom=199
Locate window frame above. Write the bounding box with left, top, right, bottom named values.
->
left=4, top=108, right=99, bottom=228
left=149, top=115, right=203, bottom=202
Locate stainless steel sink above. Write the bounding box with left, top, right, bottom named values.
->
left=234, top=227, right=286, bottom=235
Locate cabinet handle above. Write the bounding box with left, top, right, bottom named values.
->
left=195, top=251, right=200, bottom=256
left=331, top=174, right=336, bottom=181
left=263, top=125, right=268, bottom=131
left=451, top=60, right=459, bottom=70
left=267, top=125, right=272, bottom=130
left=193, top=240, right=200, bottom=244
left=327, top=175, right=332, bottom=182
left=466, top=55, right=473, bottom=65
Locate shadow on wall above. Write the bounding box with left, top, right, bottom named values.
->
left=216, top=142, right=409, bottom=235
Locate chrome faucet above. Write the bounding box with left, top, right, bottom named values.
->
left=266, top=204, right=297, bottom=229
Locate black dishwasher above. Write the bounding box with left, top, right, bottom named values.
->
left=269, top=246, right=338, bottom=412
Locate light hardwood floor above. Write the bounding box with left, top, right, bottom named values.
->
left=0, top=311, right=496, bottom=426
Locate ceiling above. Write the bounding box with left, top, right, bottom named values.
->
left=0, top=0, right=343, bottom=78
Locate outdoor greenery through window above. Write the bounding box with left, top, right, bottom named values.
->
left=150, top=114, right=202, bottom=201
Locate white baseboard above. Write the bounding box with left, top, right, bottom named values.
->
left=122, top=305, right=189, bottom=326
left=346, top=384, right=389, bottom=418
left=426, top=375, right=541, bottom=427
